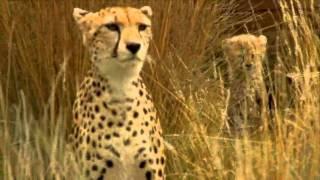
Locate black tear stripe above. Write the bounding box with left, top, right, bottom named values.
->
left=112, top=16, right=120, bottom=58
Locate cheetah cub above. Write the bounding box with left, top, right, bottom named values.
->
left=222, top=34, right=268, bottom=134
left=69, top=6, right=165, bottom=180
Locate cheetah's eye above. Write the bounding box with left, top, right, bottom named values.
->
left=105, top=23, right=120, bottom=31
left=138, top=24, right=148, bottom=31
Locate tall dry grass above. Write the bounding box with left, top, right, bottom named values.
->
left=0, top=0, right=319, bottom=179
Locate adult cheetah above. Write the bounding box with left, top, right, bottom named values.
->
left=222, top=34, right=268, bottom=134
left=69, top=6, right=165, bottom=180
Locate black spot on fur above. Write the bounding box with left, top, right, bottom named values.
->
left=118, top=122, right=124, bottom=127
left=149, top=159, right=153, bottom=164
left=92, top=165, right=98, bottom=171
left=132, top=131, right=137, bottom=137
left=106, top=160, right=114, bottom=168
left=133, top=111, right=139, bottom=118
left=95, top=105, right=100, bottom=113
left=101, top=168, right=106, bottom=174
left=103, top=101, right=108, bottom=109
left=107, top=121, right=114, bottom=128
left=143, top=108, right=148, bottom=114
left=92, top=140, right=97, bottom=148
left=157, top=139, right=161, bottom=146
left=96, top=153, right=103, bottom=160
left=138, top=147, right=146, bottom=154
left=91, top=127, right=96, bottom=133
left=86, top=152, right=91, bottom=160
left=139, top=90, right=144, bottom=96
left=123, top=139, right=131, bottom=146
left=111, top=109, right=117, bottom=116
left=160, top=156, right=165, bottom=164
left=132, top=81, right=138, bottom=87
left=154, top=147, right=158, bottom=154
left=145, top=171, right=152, bottom=180
left=105, top=134, right=111, bottom=140
left=139, top=160, right=146, bottom=168
left=95, top=91, right=101, bottom=97
left=100, top=115, right=106, bottom=121
left=98, top=122, right=104, bottom=129
left=113, top=132, right=120, bottom=138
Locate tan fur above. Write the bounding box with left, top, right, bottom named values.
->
left=70, top=6, right=165, bottom=180
left=222, top=34, right=268, bottom=133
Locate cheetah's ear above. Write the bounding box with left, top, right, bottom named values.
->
left=73, top=8, right=93, bottom=46
left=140, top=6, right=153, bottom=17
left=73, top=8, right=90, bottom=24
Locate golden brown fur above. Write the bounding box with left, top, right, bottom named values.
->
left=70, top=6, right=165, bottom=180
left=222, top=34, right=268, bottom=134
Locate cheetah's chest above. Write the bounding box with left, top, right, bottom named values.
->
left=73, top=75, right=157, bottom=148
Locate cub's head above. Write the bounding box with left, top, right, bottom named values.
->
left=222, top=34, right=267, bottom=71
left=73, top=6, right=153, bottom=77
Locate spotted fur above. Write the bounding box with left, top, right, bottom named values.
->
left=70, top=6, right=165, bottom=180
left=222, top=34, right=268, bottom=133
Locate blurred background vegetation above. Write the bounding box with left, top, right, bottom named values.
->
left=0, top=0, right=319, bottom=179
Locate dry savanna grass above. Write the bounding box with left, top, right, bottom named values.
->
left=0, top=0, right=319, bottom=179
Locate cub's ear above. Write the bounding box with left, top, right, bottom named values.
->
left=73, top=8, right=90, bottom=23
left=258, top=35, right=267, bottom=46
left=140, top=6, right=153, bottom=17
left=221, top=38, right=232, bottom=50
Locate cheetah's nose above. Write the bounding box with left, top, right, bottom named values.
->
left=126, top=43, right=141, bottom=54
left=245, top=64, right=253, bottom=68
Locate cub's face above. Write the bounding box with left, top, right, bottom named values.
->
left=73, top=6, right=152, bottom=67
left=222, top=34, right=267, bottom=72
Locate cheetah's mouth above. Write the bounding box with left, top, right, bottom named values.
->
left=118, top=56, right=142, bottom=63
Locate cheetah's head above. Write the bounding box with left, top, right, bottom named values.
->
left=222, top=34, right=267, bottom=71
left=73, top=6, right=153, bottom=78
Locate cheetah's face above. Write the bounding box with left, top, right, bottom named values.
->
left=73, top=6, right=152, bottom=66
left=222, top=35, right=267, bottom=71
